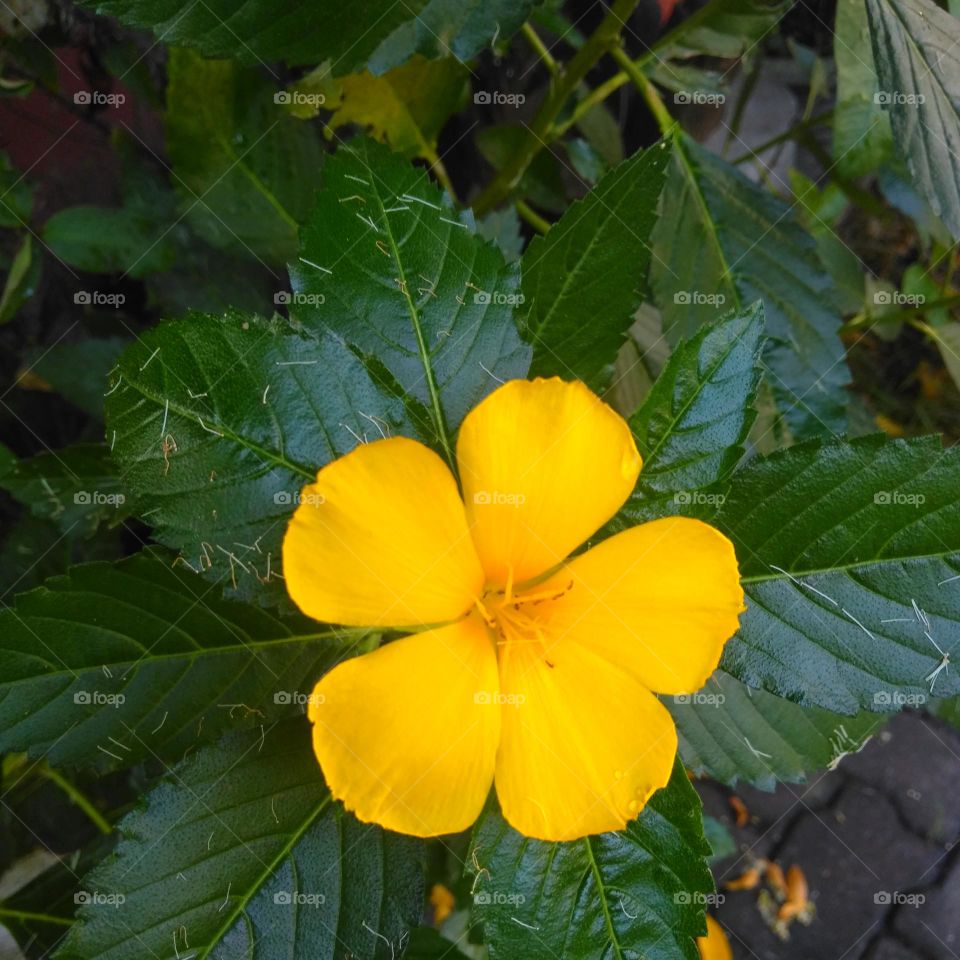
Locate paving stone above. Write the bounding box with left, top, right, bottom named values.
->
left=892, top=850, right=960, bottom=958
left=843, top=713, right=960, bottom=844
left=736, top=771, right=842, bottom=824
left=864, top=938, right=923, bottom=960
left=718, top=780, right=939, bottom=960
left=697, top=772, right=845, bottom=881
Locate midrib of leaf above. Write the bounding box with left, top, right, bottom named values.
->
left=211, top=125, right=298, bottom=231
left=673, top=134, right=740, bottom=309
left=742, top=545, right=960, bottom=585
left=639, top=319, right=746, bottom=467
left=195, top=794, right=333, bottom=960
left=581, top=837, right=626, bottom=960
left=735, top=444, right=960, bottom=583
left=887, top=0, right=948, bottom=110
left=526, top=207, right=609, bottom=343
left=0, top=626, right=365, bottom=687
left=121, top=380, right=314, bottom=480
left=367, top=167, right=453, bottom=465
left=869, top=0, right=960, bottom=228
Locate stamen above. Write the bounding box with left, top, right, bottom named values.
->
left=513, top=579, right=575, bottom=606
left=504, top=566, right=514, bottom=605
left=473, top=596, right=497, bottom=629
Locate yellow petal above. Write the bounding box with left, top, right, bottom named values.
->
left=309, top=616, right=499, bottom=836
left=456, top=378, right=641, bottom=586
left=494, top=640, right=677, bottom=841
left=532, top=517, right=744, bottom=694
left=282, top=437, right=484, bottom=626
left=698, top=915, right=733, bottom=960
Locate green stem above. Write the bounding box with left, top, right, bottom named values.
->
left=553, top=72, right=628, bottom=138
left=473, top=0, right=643, bottom=214
left=609, top=45, right=674, bottom=135
left=516, top=199, right=552, bottom=234
left=841, top=294, right=960, bottom=333
left=798, top=130, right=889, bottom=216
left=40, top=765, right=112, bottom=835
left=730, top=109, right=834, bottom=164
left=0, top=907, right=72, bottom=928
left=558, top=0, right=736, bottom=137
left=522, top=22, right=559, bottom=76
left=374, top=191, right=455, bottom=465
left=493, top=0, right=753, bottom=187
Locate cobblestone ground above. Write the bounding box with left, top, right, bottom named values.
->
left=699, top=712, right=960, bottom=960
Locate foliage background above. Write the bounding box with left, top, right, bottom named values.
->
left=1, top=0, right=960, bottom=957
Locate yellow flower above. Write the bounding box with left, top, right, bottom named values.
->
left=697, top=915, right=733, bottom=960
left=282, top=378, right=744, bottom=842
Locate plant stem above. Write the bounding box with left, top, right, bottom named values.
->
left=553, top=71, right=628, bottom=138
left=516, top=199, right=552, bottom=234
left=0, top=908, right=72, bottom=928
left=40, top=765, right=112, bottom=835
left=841, top=295, right=960, bottom=333
left=730, top=109, right=834, bottom=164
left=609, top=44, right=674, bottom=135
left=472, top=0, right=642, bottom=214
left=522, top=22, right=559, bottom=76
left=558, top=0, right=735, bottom=137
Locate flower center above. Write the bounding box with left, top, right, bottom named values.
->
left=473, top=571, right=574, bottom=669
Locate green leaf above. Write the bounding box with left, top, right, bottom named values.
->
left=0, top=513, right=125, bottom=598
left=518, top=140, right=671, bottom=389
left=719, top=434, right=960, bottom=713
left=932, top=695, right=960, bottom=729
left=833, top=0, right=892, bottom=179
left=56, top=722, right=424, bottom=960
left=475, top=125, right=568, bottom=214
left=867, top=0, right=960, bottom=240
left=0, top=233, right=38, bottom=325
left=477, top=207, right=524, bottom=264
left=607, top=305, right=670, bottom=416
left=573, top=99, right=624, bottom=170
left=146, top=236, right=278, bottom=318
left=563, top=137, right=609, bottom=185
left=325, top=57, right=469, bottom=162
left=290, top=138, right=530, bottom=458
left=0, top=440, right=14, bottom=476
left=0, top=443, right=129, bottom=536
left=788, top=170, right=864, bottom=315
left=0, top=150, right=33, bottom=226
left=469, top=761, right=712, bottom=960
left=0, top=555, right=359, bottom=768
left=24, top=336, right=129, bottom=419
left=668, top=670, right=882, bottom=789
left=655, top=0, right=791, bottom=62
left=43, top=204, right=178, bottom=278
left=403, top=928, right=473, bottom=959
left=166, top=49, right=322, bottom=265
left=616, top=302, right=765, bottom=526
left=80, top=0, right=535, bottom=72
left=104, top=309, right=420, bottom=604
left=925, top=321, right=960, bottom=391
left=703, top=816, right=735, bottom=861
left=651, top=132, right=848, bottom=440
